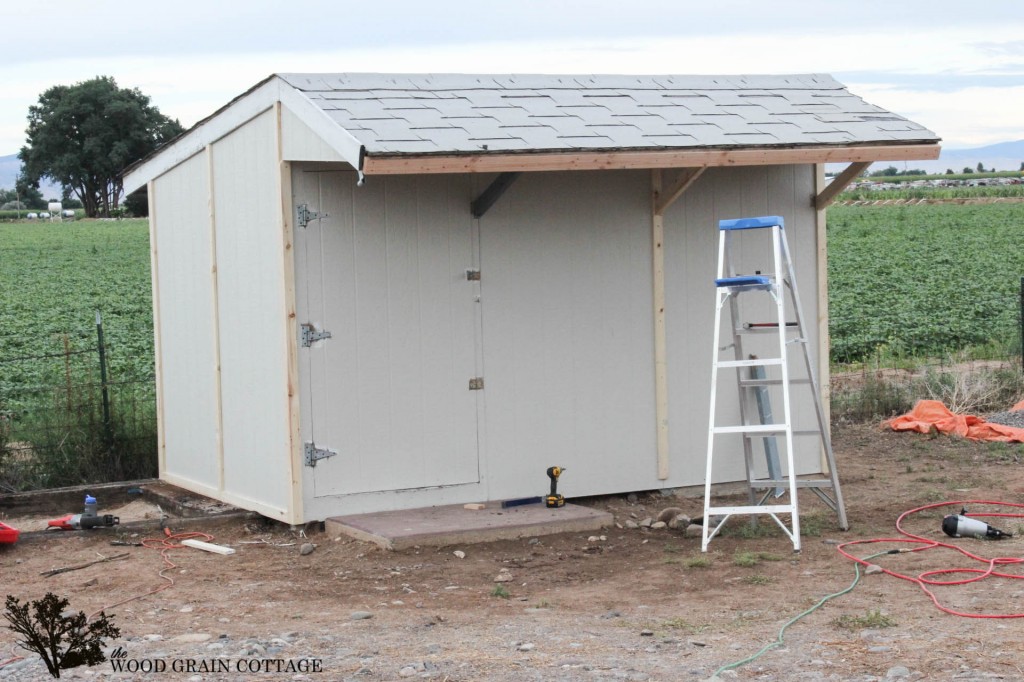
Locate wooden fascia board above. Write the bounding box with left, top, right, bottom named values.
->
left=814, top=161, right=870, bottom=210
left=123, top=79, right=282, bottom=194
left=361, top=143, right=940, bottom=176
left=654, top=168, right=704, bottom=215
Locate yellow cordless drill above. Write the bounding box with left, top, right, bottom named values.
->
left=546, top=466, right=566, bottom=508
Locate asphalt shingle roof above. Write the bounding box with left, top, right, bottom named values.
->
left=276, top=73, right=939, bottom=156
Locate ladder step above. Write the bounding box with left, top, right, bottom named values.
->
left=751, top=479, right=836, bottom=489
left=706, top=504, right=795, bottom=516
left=716, top=358, right=783, bottom=368
left=713, top=424, right=788, bottom=435
left=739, top=429, right=822, bottom=438
left=715, top=275, right=772, bottom=290
left=739, top=378, right=811, bottom=387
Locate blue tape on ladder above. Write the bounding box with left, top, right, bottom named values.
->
left=718, top=216, right=784, bottom=231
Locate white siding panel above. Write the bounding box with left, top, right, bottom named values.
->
left=211, top=109, right=291, bottom=514
left=664, top=165, right=822, bottom=487
left=480, top=170, right=657, bottom=500
left=281, top=106, right=346, bottom=163
left=151, top=152, right=220, bottom=488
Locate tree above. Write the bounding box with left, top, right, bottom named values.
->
left=963, top=167, right=974, bottom=174
left=976, top=161, right=985, bottom=173
left=14, top=173, right=46, bottom=210
left=946, top=168, right=955, bottom=175
left=19, top=76, right=183, bottom=218
left=4, top=593, right=120, bottom=678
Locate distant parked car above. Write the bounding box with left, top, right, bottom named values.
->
left=26, top=212, right=38, bottom=220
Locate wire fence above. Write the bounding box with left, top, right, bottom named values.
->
left=0, top=313, right=157, bottom=492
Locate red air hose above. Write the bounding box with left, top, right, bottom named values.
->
left=836, top=500, right=1024, bottom=618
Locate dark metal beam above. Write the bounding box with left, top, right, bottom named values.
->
left=470, top=172, right=520, bottom=218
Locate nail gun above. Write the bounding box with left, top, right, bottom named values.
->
left=47, top=495, right=119, bottom=531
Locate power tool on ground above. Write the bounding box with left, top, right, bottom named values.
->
left=47, top=494, right=120, bottom=531
left=941, top=508, right=1012, bottom=540
left=546, top=466, right=566, bottom=508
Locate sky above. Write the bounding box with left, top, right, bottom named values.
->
left=2, top=0, right=1023, bottom=156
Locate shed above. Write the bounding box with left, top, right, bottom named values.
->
left=123, top=73, right=939, bottom=525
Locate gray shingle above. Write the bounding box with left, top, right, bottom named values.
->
left=277, top=72, right=939, bottom=156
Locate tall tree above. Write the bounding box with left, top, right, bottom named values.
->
left=19, top=76, right=183, bottom=218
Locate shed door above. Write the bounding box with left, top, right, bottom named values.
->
left=294, top=169, right=481, bottom=497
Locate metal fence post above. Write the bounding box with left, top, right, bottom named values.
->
left=95, top=311, right=113, bottom=447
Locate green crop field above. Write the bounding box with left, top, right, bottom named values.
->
left=827, top=203, right=1024, bottom=363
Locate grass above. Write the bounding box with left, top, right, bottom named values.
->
left=832, top=609, right=897, bottom=630
left=741, top=574, right=775, bottom=586
left=490, top=585, right=510, bottom=599
left=828, top=203, right=1024, bottom=364
left=733, top=551, right=784, bottom=567
left=0, top=218, right=156, bottom=490
left=684, top=556, right=713, bottom=569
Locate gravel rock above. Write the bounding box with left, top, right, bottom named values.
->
left=351, top=611, right=374, bottom=620
left=985, top=409, right=1024, bottom=428
left=657, top=507, right=684, bottom=523
left=300, top=543, right=315, bottom=555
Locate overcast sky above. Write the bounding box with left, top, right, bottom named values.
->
left=2, top=0, right=1022, bottom=154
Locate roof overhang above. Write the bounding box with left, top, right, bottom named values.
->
left=360, top=142, right=940, bottom=175
left=122, top=75, right=366, bottom=194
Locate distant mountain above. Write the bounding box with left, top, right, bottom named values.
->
left=837, top=140, right=1024, bottom=176
left=0, top=153, right=64, bottom=199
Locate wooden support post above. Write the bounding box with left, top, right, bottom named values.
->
left=651, top=170, right=670, bottom=480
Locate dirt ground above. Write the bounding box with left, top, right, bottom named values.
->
left=2, top=424, right=1024, bottom=681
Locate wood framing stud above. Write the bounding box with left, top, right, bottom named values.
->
left=471, top=172, right=520, bottom=218
left=815, top=161, right=870, bottom=210
left=651, top=170, right=670, bottom=480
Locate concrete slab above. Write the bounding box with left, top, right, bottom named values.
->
left=326, top=502, right=613, bottom=550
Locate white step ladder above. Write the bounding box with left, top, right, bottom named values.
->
left=702, top=215, right=847, bottom=553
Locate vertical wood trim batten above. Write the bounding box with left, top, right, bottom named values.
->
left=814, top=163, right=832, bottom=473
left=651, top=170, right=670, bottom=480
left=276, top=101, right=304, bottom=524
left=148, top=180, right=167, bottom=476
left=206, top=144, right=226, bottom=492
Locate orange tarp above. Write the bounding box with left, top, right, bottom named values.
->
left=886, top=399, right=1024, bottom=442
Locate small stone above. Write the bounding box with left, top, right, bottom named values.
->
left=518, top=642, right=535, bottom=651
left=627, top=493, right=639, bottom=504
left=625, top=520, right=639, bottom=529
left=171, top=633, right=212, bottom=643
left=494, top=570, right=513, bottom=583
left=588, top=536, right=601, bottom=542
left=398, top=666, right=417, bottom=677
left=179, top=605, right=194, bottom=613
left=639, top=517, right=653, bottom=528
left=82, top=578, right=98, bottom=587
left=640, top=629, right=654, bottom=637
left=651, top=521, right=667, bottom=530
left=822, top=538, right=841, bottom=545
left=601, top=610, right=622, bottom=619
left=657, top=507, right=684, bottom=523
left=351, top=611, right=373, bottom=620
left=886, top=666, right=911, bottom=679
left=868, top=645, right=892, bottom=653
left=142, top=634, right=163, bottom=642
left=685, top=524, right=703, bottom=538
left=689, top=640, right=708, bottom=647
left=668, top=514, right=690, bottom=530
left=453, top=550, right=466, bottom=559
left=527, top=538, right=539, bottom=545
left=865, top=564, right=883, bottom=575
left=300, top=543, right=315, bottom=556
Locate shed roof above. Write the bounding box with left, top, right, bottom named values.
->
left=277, top=73, right=938, bottom=156
left=123, top=73, right=940, bottom=191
